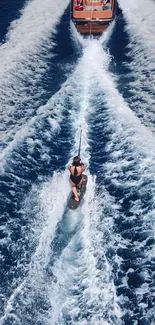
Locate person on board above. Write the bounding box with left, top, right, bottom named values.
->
left=103, top=0, right=108, bottom=4
left=75, top=0, right=84, bottom=11
left=103, top=0, right=111, bottom=9
left=67, top=156, right=86, bottom=201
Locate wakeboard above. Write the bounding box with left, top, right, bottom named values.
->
left=68, top=175, right=88, bottom=210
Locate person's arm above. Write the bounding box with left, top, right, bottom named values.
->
left=67, top=165, right=71, bottom=171
left=81, top=164, right=86, bottom=172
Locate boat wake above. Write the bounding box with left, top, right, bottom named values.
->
left=117, top=0, right=155, bottom=131
left=0, top=0, right=70, bottom=152
left=1, top=8, right=155, bottom=324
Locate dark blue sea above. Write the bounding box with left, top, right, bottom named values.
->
left=0, top=0, right=155, bottom=324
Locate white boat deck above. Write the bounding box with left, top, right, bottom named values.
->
left=83, top=2, right=112, bottom=11
left=84, top=5, right=111, bottom=10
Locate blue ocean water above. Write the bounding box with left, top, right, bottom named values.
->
left=0, top=0, right=155, bottom=324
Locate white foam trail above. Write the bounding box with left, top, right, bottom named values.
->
left=82, top=39, right=155, bottom=228
left=0, top=282, right=26, bottom=325
left=117, top=0, right=155, bottom=129
left=66, top=39, right=110, bottom=164
left=0, top=0, right=69, bottom=75
left=70, top=19, right=115, bottom=48
left=46, top=41, right=123, bottom=323
left=118, top=0, right=155, bottom=48
left=0, top=172, right=70, bottom=324
left=29, top=172, right=70, bottom=280
left=65, top=40, right=155, bottom=321
left=3, top=38, right=155, bottom=324
left=99, top=19, right=116, bottom=45
left=70, top=21, right=87, bottom=47
left=72, top=38, right=155, bottom=156
left=0, top=39, right=98, bottom=169
left=84, top=41, right=155, bottom=155
left=0, top=70, right=77, bottom=171
left=46, top=176, right=121, bottom=325
left=83, top=40, right=155, bottom=321
left=80, top=178, right=122, bottom=324
left=48, top=178, right=122, bottom=324
left=0, top=0, right=70, bottom=147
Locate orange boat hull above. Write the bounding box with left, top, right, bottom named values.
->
left=71, top=0, right=116, bottom=34
left=74, top=21, right=110, bottom=34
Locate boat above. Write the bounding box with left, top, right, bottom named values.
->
left=71, top=0, right=116, bottom=34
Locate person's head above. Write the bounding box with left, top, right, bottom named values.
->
left=72, top=156, right=81, bottom=166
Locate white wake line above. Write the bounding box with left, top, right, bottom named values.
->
left=116, top=0, right=155, bottom=119
left=61, top=45, right=122, bottom=321
left=118, top=0, right=155, bottom=53
left=0, top=155, right=93, bottom=323
left=28, top=172, right=70, bottom=278
left=0, top=0, right=70, bottom=139
left=47, top=181, right=122, bottom=323
left=0, top=281, right=26, bottom=325
left=0, top=67, right=78, bottom=171
left=0, top=42, right=99, bottom=318
left=74, top=39, right=155, bottom=156
left=0, top=37, right=109, bottom=168
left=118, top=0, right=155, bottom=91
left=0, top=172, right=70, bottom=324
left=0, top=100, right=59, bottom=171
left=96, top=62, right=155, bottom=155
left=0, top=37, right=98, bottom=171
left=0, top=41, right=122, bottom=323
left=70, top=18, right=115, bottom=48
left=0, top=0, right=70, bottom=150
left=0, top=0, right=70, bottom=73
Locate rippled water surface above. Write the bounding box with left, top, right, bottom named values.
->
left=0, top=0, right=155, bottom=324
